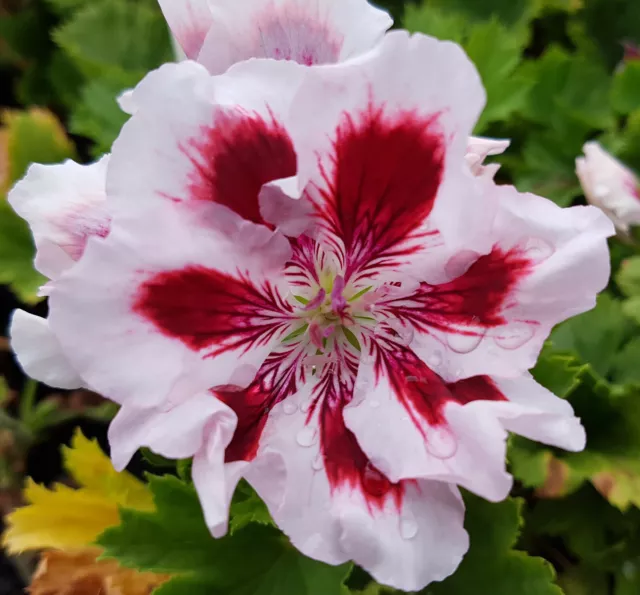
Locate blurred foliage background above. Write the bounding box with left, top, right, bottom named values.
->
left=1, top=0, right=640, bottom=594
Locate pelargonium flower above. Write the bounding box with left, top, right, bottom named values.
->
left=9, top=157, right=110, bottom=389
left=14, top=32, right=612, bottom=590
left=576, top=141, right=640, bottom=233
left=158, top=0, right=392, bottom=72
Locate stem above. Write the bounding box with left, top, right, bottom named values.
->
left=18, top=379, right=37, bottom=424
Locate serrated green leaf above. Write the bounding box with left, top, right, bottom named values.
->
left=422, top=494, right=562, bottom=595
left=520, top=46, right=614, bottom=134
left=54, top=0, right=172, bottom=80
left=69, top=74, right=131, bottom=156
left=98, top=475, right=351, bottom=594
left=551, top=293, right=631, bottom=379
left=507, top=131, right=584, bottom=206
left=404, top=8, right=530, bottom=133
left=229, top=480, right=274, bottom=535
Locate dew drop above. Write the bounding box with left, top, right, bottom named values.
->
left=296, top=427, right=318, bottom=447
left=362, top=462, right=388, bottom=497
left=425, top=426, right=458, bottom=460
left=300, top=400, right=312, bottom=413
left=521, top=237, right=554, bottom=265
left=283, top=401, right=298, bottom=415
left=427, top=350, right=443, bottom=368
left=399, top=516, right=419, bottom=540
left=446, top=330, right=484, bottom=354
left=493, top=322, right=536, bottom=350
left=311, top=454, right=324, bottom=471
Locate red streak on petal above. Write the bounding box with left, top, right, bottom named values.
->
left=134, top=265, right=292, bottom=353
left=317, top=373, right=404, bottom=511
left=184, top=109, right=296, bottom=226
left=389, top=246, right=532, bottom=335
left=314, top=103, right=444, bottom=277
left=214, top=347, right=305, bottom=463
left=375, top=344, right=506, bottom=429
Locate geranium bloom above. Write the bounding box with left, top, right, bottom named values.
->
left=158, top=0, right=392, bottom=72
left=16, top=32, right=612, bottom=590
left=576, top=141, right=640, bottom=233
left=9, top=157, right=109, bottom=389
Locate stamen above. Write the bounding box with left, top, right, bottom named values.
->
left=331, top=275, right=347, bottom=312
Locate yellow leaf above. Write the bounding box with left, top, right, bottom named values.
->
left=63, top=429, right=153, bottom=510
left=28, top=548, right=169, bottom=595
left=2, top=429, right=153, bottom=554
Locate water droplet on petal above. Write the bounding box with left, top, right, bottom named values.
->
left=369, top=399, right=380, bottom=409
left=493, top=322, right=536, bottom=350
left=425, top=426, right=458, bottom=460
left=446, top=330, right=484, bottom=354
left=362, top=462, right=388, bottom=497
left=427, top=350, right=443, bottom=368
left=283, top=401, right=298, bottom=415
left=311, top=454, right=324, bottom=471
left=521, top=237, right=555, bottom=265
left=296, top=427, right=317, bottom=447
left=399, top=516, right=419, bottom=540
left=300, top=400, right=312, bottom=413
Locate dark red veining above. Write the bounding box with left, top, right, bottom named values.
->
left=134, top=265, right=293, bottom=353
left=316, top=371, right=405, bottom=511
left=388, top=246, right=532, bottom=336
left=314, top=103, right=444, bottom=278
left=215, top=347, right=305, bottom=463
left=184, top=109, right=296, bottom=226
left=374, top=343, right=506, bottom=431
left=253, top=3, right=343, bottom=65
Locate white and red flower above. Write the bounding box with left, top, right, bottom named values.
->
left=577, top=141, right=640, bottom=233
left=158, top=0, right=392, bottom=72
left=2, top=31, right=605, bottom=590
left=8, top=157, right=110, bottom=389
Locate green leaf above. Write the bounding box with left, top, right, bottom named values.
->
left=98, top=475, right=351, bottom=594
left=622, top=297, right=640, bottom=326
left=422, top=494, right=562, bottom=595
left=506, top=131, right=584, bottom=206
left=3, top=108, right=77, bottom=189
left=0, top=202, right=46, bottom=303
left=520, top=46, right=614, bottom=135
left=612, top=62, right=640, bottom=115
left=550, top=293, right=631, bottom=379
left=617, top=257, right=640, bottom=297
left=404, top=7, right=530, bottom=132
left=527, top=486, right=631, bottom=567
left=69, top=74, right=131, bottom=156
left=229, top=480, right=274, bottom=535
left=611, top=337, right=640, bottom=384
left=558, top=565, right=610, bottom=595
left=54, top=0, right=172, bottom=80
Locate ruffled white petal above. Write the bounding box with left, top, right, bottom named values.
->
left=8, top=157, right=109, bottom=280
left=9, top=310, right=82, bottom=389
